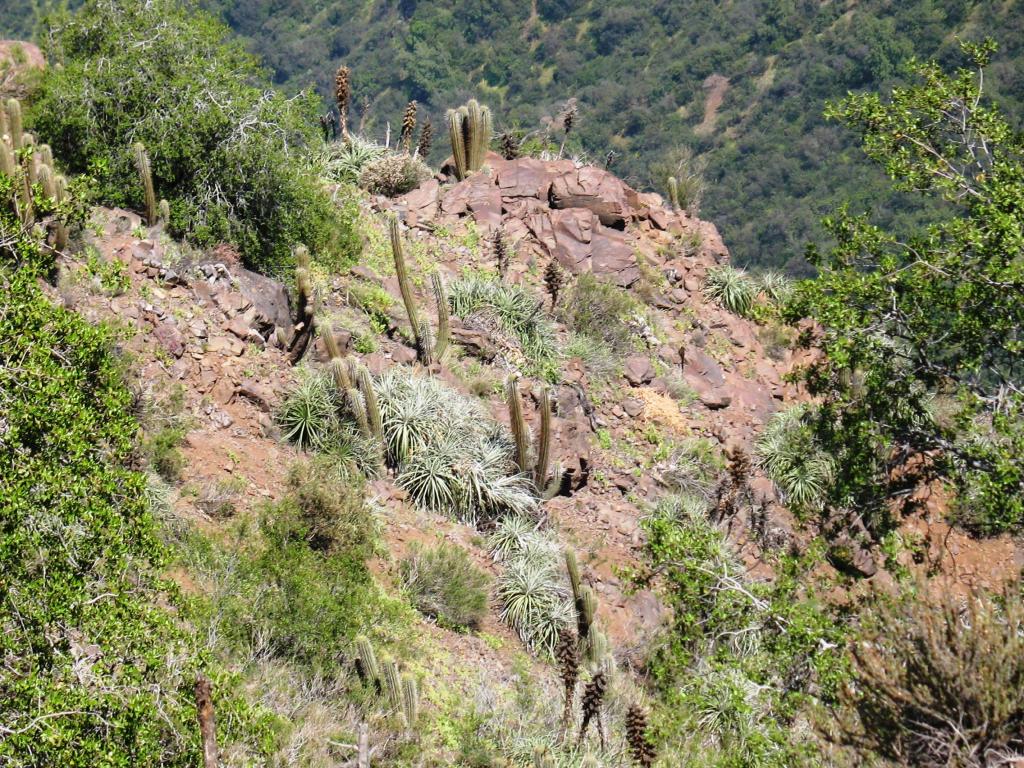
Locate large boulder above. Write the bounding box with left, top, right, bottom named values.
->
left=549, top=166, right=639, bottom=228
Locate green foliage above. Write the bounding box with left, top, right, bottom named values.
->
left=557, top=272, right=644, bottom=356
left=318, top=135, right=386, bottom=184
left=400, top=541, right=490, bottom=630
left=638, top=495, right=849, bottom=767
left=277, top=373, right=338, bottom=451
left=494, top=537, right=572, bottom=656
left=788, top=44, right=1024, bottom=534
left=755, top=407, right=835, bottom=517
left=285, top=458, right=376, bottom=553
left=703, top=265, right=757, bottom=317
left=29, top=0, right=361, bottom=275
left=448, top=275, right=559, bottom=367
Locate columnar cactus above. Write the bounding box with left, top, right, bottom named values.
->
left=493, top=227, right=510, bottom=278
left=389, top=217, right=448, bottom=365
left=158, top=199, right=171, bottom=226
left=389, top=216, right=424, bottom=357
left=5, top=98, right=23, bottom=150
left=288, top=245, right=316, bottom=364
left=400, top=673, right=418, bottom=731
left=357, top=366, right=382, bottom=441
left=431, top=272, right=450, bottom=362
left=667, top=177, right=680, bottom=211
left=132, top=142, right=157, bottom=226
left=355, top=635, right=381, bottom=689
left=446, top=99, right=492, bottom=180
left=506, top=378, right=555, bottom=493
left=382, top=658, right=402, bottom=711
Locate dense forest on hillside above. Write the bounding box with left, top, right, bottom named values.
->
left=6, top=0, right=1021, bottom=271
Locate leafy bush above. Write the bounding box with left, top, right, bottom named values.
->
left=29, top=0, right=361, bottom=275
left=558, top=272, right=644, bottom=355
left=703, top=265, right=757, bottom=317
left=834, top=582, right=1024, bottom=767
left=638, top=496, right=848, bottom=767
left=400, top=542, right=490, bottom=630
left=358, top=151, right=431, bottom=196
left=286, top=459, right=376, bottom=553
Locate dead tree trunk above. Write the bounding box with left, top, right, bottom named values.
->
left=194, top=675, right=218, bottom=768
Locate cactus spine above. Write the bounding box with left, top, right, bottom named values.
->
left=6, top=98, right=22, bottom=150
left=446, top=99, right=492, bottom=180
left=555, top=628, right=579, bottom=739
left=577, top=671, right=607, bottom=750
left=132, top=142, right=157, bottom=226
left=334, top=65, right=351, bottom=139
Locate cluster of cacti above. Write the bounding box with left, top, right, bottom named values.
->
left=499, top=131, right=520, bottom=161
left=446, top=99, right=492, bottom=180
left=335, top=65, right=351, bottom=139
left=666, top=177, right=680, bottom=211
left=625, top=704, right=656, bottom=767
left=319, top=321, right=385, bottom=464
left=416, top=118, right=433, bottom=160
left=287, top=245, right=316, bottom=363
left=2, top=98, right=70, bottom=245
left=543, top=258, right=567, bottom=308
left=400, top=101, right=417, bottom=154
left=389, top=216, right=450, bottom=365
left=493, top=227, right=510, bottom=278
left=506, top=378, right=558, bottom=496
left=353, top=636, right=420, bottom=734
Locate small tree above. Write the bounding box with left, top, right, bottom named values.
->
left=787, top=41, right=1024, bottom=535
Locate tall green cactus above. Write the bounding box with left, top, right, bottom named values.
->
left=158, top=198, right=171, bottom=226
left=667, top=176, right=680, bottom=210
left=400, top=673, right=418, bottom=731
left=446, top=99, right=492, bottom=181
left=431, top=272, right=449, bottom=361
left=288, top=245, right=316, bottom=364
left=389, top=216, right=449, bottom=366
left=506, top=378, right=530, bottom=474
left=1, top=134, right=16, bottom=177
left=53, top=175, right=69, bottom=251
left=390, top=216, right=424, bottom=357
left=355, top=635, right=380, bottom=688
left=5, top=98, right=23, bottom=150
left=358, top=366, right=382, bottom=440
left=347, top=388, right=371, bottom=436
left=534, top=387, right=552, bottom=490
left=132, top=142, right=157, bottom=225
left=383, top=658, right=402, bottom=711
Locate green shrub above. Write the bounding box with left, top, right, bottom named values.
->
left=357, top=151, right=431, bottom=196
left=29, top=0, right=361, bottom=275
left=286, top=459, right=376, bottom=554
left=494, top=539, right=572, bottom=656
left=755, top=406, right=835, bottom=516
left=400, top=542, right=490, bottom=630
left=558, top=272, right=644, bottom=355
left=318, top=136, right=386, bottom=184
left=703, top=265, right=758, bottom=317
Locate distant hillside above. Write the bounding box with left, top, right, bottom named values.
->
left=6, top=0, right=1023, bottom=270
left=197, top=0, right=1024, bottom=272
